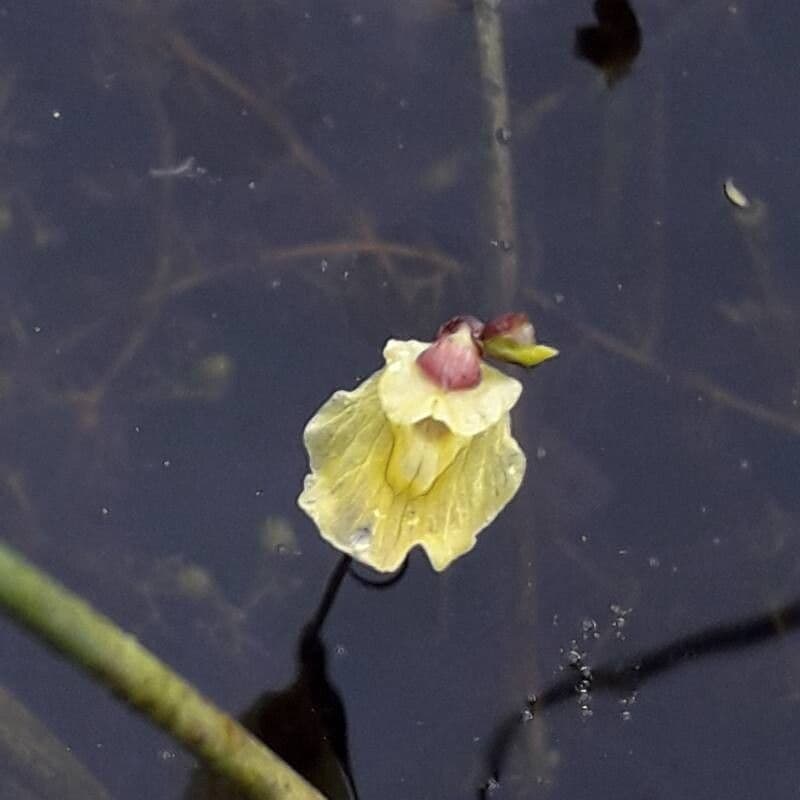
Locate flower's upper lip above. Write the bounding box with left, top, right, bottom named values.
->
left=378, top=339, right=522, bottom=437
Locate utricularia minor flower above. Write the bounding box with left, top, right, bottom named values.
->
left=298, top=313, right=557, bottom=572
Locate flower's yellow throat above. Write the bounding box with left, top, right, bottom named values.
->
left=386, top=419, right=468, bottom=498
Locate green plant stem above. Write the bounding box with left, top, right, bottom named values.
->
left=0, top=541, right=325, bottom=800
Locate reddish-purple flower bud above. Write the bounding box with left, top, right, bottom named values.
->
left=417, top=323, right=482, bottom=391
left=482, top=312, right=536, bottom=346
left=436, top=315, right=485, bottom=341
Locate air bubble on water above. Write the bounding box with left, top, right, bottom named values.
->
left=271, top=278, right=281, bottom=289
left=162, top=459, right=171, bottom=468
left=536, top=445, right=547, bottom=460
left=648, top=556, right=660, bottom=568
left=350, top=527, right=372, bottom=552
left=158, top=749, right=176, bottom=761
left=739, top=458, right=750, bottom=471
left=521, top=707, right=534, bottom=722
left=101, top=506, right=109, bottom=517
left=485, top=777, right=501, bottom=795
left=248, top=181, right=256, bottom=190
left=495, top=126, right=512, bottom=144
left=610, top=604, right=632, bottom=639
left=621, top=710, right=632, bottom=721
left=33, top=325, right=42, bottom=333
left=580, top=618, right=599, bottom=639
left=554, top=292, right=565, bottom=304
left=334, top=643, right=347, bottom=657
left=320, top=259, right=328, bottom=272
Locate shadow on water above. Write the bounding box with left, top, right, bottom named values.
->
left=185, top=555, right=358, bottom=800
left=479, top=593, right=800, bottom=797
left=575, top=0, right=642, bottom=85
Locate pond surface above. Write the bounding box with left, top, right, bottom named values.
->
left=2, top=1, right=800, bottom=798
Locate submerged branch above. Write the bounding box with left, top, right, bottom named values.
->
left=167, top=32, right=331, bottom=182
left=0, top=541, right=325, bottom=800
left=473, top=0, right=518, bottom=307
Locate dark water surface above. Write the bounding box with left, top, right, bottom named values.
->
left=2, top=1, right=800, bottom=798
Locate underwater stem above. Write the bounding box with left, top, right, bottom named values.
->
left=0, top=541, right=325, bottom=800
left=473, top=0, right=519, bottom=307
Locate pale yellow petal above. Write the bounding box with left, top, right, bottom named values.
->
left=403, top=414, right=526, bottom=571
left=378, top=339, right=522, bottom=436
left=298, top=369, right=526, bottom=571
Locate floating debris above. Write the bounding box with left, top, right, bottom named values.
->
left=148, top=156, right=206, bottom=180
left=723, top=178, right=750, bottom=209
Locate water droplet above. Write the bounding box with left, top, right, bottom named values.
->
left=52, top=109, right=61, bottom=119
left=648, top=556, right=660, bottom=568
left=495, top=126, right=512, bottom=144
left=489, top=238, right=513, bottom=252
left=33, top=325, right=42, bottom=333
left=554, top=292, right=565, bottom=304
left=520, top=707, right=534, bottom=722
left=580, top=618, right=598, bottom=639
left=158, top=749, right=176, bottom=761
left=101, top=507, right=109, bottom=516
left=739, top=458, right=750, bottom=471
left=350, top=527, right=372, bottom=552
left=536, top=445, right=547, bottom=460
left=320, top=259, right=328, bottom=272
left=255, top=488, right=264, bottom=497
left=248, top=180, right=256, bottom=190
left=334, top=643, right=347, bottom=657
left=271, top=278, right=281, bottom=289
left=162, top=459, right=171, bottom=468
left=621, top=710, right=632, bottom=721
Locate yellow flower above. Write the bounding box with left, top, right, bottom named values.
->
left=297, top=325, right=530, bottom=572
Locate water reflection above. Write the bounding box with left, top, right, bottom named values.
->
left=185, top=556, right=357, bottom=800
